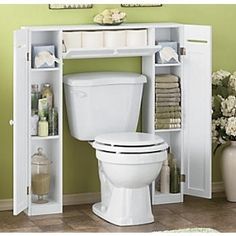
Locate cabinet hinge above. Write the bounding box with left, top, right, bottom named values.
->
left=180, top=174, right=186, bottom=182
left=26, top=52, right=29, bottom=61
left=180, top=47, right=186, bottom=56
left=27, top=186, right=30, bottom=195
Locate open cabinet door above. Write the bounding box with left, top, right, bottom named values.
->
left=183, top=25, right=212, bottom=198
left=13, top=29, right=29, bottom=215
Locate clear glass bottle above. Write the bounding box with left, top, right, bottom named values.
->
left=31, top=110, right=39, bottom=136
left=42, top=83, right=53, bottom=110
left=48, top=108, right=58, bottom=136
left=31, top=84, right=41, bottom=113
left=38, top=117, right=48, bottom=137
left=31, top=147, right=52, bottom=204
left=160, top=159, right=170, bottom=193
left=170, top=158, right=180, bottom=193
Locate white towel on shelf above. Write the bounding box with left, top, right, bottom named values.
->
left=155, top=118, right=181, bottom=124
left=155, top=82, right=179, bottom=89
left=155, top=88, right=180, bottom=94
left=156, top=102, right=180, bottom=107
left=156, top=106, right=181, bottom=112
left=156, top=97, right=181, bottom=102
left=156, top=93, right=181, bottom=98
left=155, top=74, right=179, bottom=83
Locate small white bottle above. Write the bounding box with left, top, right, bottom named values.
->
left=38, top=117, right=48, bottom=137
left=160, top=159, right=170, bottom=194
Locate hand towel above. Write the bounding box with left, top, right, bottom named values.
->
left=156, top=97, right=181, bottom=102
left=155, top=74, right=179, bottom=83
left=155, top=123, right=181, bottom=129
left=155, top=118, right=181, bottom=124
left=155, top=82, right=179, bottom=89
left=156, top=102, right=180, bottom=107
left=156, top=93, right=181, bottom=98
left=155, top=111, right=181, bottom=119
left=156, top=106, right=181, bottom=113
left=155, top=88, right=180, bottom=94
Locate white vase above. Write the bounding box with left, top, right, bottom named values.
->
left=221, top=141, right=236, bottom=201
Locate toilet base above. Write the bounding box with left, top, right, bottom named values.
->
left=92, top=186, right=154, bottom=226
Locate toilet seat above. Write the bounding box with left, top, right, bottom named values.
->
left=92, top=132, right=168, bottom=164
left=93, top=132, right=168, bottom=154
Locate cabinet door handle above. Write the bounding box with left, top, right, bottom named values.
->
left=9, top=120, right=14, bottom=126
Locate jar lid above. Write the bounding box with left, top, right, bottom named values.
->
left=32, top=147, right=51, bottom=165
left=43, top=83, right=51, bottom=87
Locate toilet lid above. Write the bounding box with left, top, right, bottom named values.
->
left=93, top=132, right=168, bottom=154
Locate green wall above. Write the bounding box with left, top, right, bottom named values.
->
left=1, top=4, right=234, bottom=199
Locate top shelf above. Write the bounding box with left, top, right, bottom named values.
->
left=62, top=46, right=161, bottom=59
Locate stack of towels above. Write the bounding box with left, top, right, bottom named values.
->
left=155, top=74, right=181, bottom=129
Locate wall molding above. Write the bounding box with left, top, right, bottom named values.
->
left=0, top=184, right=224, bottom=212
left=212, top=181, right=224, bottom=193
left=0, top=192, right=101, bottom=212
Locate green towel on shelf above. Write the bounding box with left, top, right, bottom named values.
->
left=155, top=111, right=181, bottom=119
left=156, top=92, right=181, bottom=98
left=156, top=97, right=181, bottom=102
left=155, top=118, right=181, bottom=124
left=156, top=102, right=180, bottom=107
left=156, top=106, right=181, bottom=112
left=155, top=123, right=181, bottom=129
left=155, top=82, right=179, bottom=89
left=155, top=88, right=180, bottom=94
left=155, top=74, right=179, bottom=83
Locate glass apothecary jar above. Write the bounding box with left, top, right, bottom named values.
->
left=31, top=147, right=52, bottom=204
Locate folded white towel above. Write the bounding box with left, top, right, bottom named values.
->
left=155, top=118, right=181, bottom=124
left=155, top=123, right=181, bottom=129
left=156, top=93, right=181, bottom=98
left=155, top=82, right=179, bottom=89
left=156, top=97, right=181, bottom=102
left=155, top=74, right=179, bottom=83
left=156, top=88, right=180, bottom=93
left=156, top=102, right=180, bottom=107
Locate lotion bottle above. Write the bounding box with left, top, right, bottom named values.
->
left=160, top=159, right=170, bottom=193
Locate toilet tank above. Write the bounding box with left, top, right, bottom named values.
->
left=63, top=72, right=147, bottom=141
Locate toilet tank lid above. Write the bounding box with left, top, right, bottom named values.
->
left=63, top=72, right=147, bottom=87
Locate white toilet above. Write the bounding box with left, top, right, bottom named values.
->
left=63, top=72, right=168, bottom=226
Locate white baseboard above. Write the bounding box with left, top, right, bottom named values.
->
left=0, top=192, right=101, bottom=212
left=212, top=181, right=224, bottom=193
left=0, top=183, right=224, bottom=212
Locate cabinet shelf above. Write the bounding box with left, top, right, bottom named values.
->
left=62, top=46, right=161, bottom=59
left=30, top=67, right=60, bottom=72
left=31, top=135, right=60, bottom=140
left=155, top=62, right=182, bottom=67
left=152, top=191, right=182, bottom=205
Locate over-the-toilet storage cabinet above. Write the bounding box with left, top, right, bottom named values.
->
left=13, top=23, right=211, bottom=216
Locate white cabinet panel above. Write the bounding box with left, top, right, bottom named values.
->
left=183, top=25, right=212, bottom=198
left=13, top=29, right=29, bottom=215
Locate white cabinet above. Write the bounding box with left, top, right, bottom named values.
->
left=13, top=23, right=212, bottom=215
left=13, top=29, right=63, bottom=216
left=142, top=24, right=212, bottom=204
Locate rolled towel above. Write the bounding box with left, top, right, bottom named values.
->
left=156, top=88, right=180, bottom=93
left=156, top=93, right=181, bottom=98
left=155, top=111, right=181, bottom=119
left=156, top=102, right=180, bottom=107
left=155, top=123, right=181, bottom=129
left=156, top=97, right=181, bottom=102
left=156, top=106, right=181, bottom=112
left=155, top=118, right=181, bottom=124
left=155, top=74, right=179, bottom=83
left=155, top=82, right=179, bottom=89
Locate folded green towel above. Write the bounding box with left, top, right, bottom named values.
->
left=156, top=97, right=181, bottom=102
left=156, top=106, right=181, bottom=112
left=156, top=102, right=180, bottom=107
left=155, top=111, right=181, bottom=119
left=155, top=74, right=179, bottom=83
left=155, top=123, right=181, bottom=129
left=156, top=93, right=181, bottom=98
left=155, top=118, right=181, bottom=124
left=156, top=88, right=180, bottom=93
left=155, top=82, right=179, bottom=89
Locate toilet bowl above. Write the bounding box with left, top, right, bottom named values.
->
left=92, top=132, right=168, bottom=226
left=63, top=72, right=169, bottom=226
